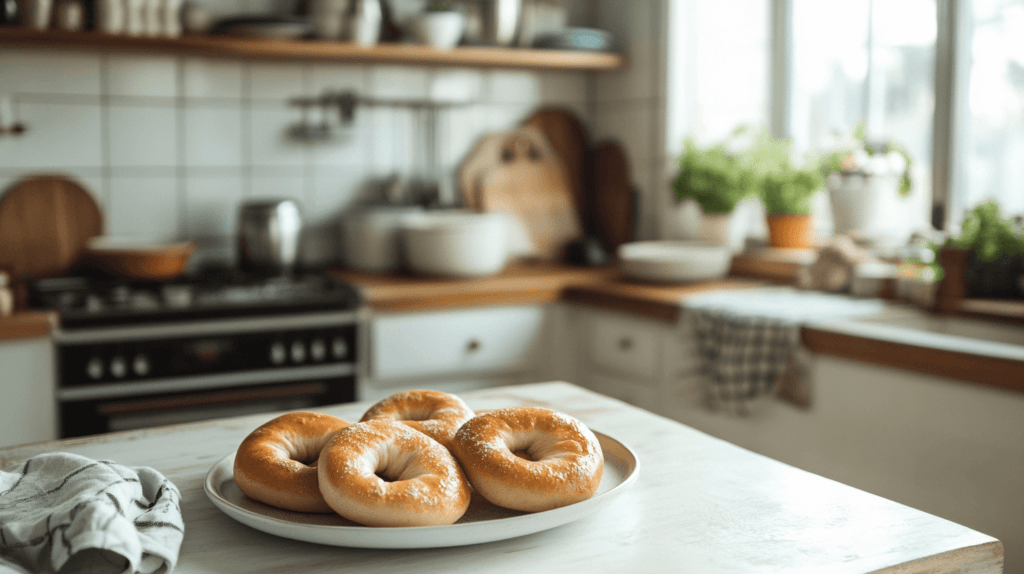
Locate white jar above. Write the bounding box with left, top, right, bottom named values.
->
left=98, top=0, right=123, bottom=33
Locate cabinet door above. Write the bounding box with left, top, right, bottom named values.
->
left=371, top=306, right=546, bottom=381
left=582, top=310, right=669, bottom=382
left=0, top=337, right=57, bottom=447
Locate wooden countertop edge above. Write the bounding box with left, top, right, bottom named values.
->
left=801, top=327, right=1024, bottom=395
left=0, top=311, right=56, bottom=342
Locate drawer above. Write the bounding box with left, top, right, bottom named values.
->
left=584, top=312, right=664, bottom=381
left=372, top=306, right=546, bottom=380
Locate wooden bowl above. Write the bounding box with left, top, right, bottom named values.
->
left=85, top=238, right=196, bottom=281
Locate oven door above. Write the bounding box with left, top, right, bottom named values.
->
left=59, top=376, right=355, bottom=437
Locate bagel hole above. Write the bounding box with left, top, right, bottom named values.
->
left=399, top=408, right=433, bottom=422
left=512, top=449, right=536, bottom=462
left=375, top=472, right=397, bottom=483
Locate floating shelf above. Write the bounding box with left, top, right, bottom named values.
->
left=0, top=28, right=625, bottom=71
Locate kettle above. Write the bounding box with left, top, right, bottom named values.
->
left=238, top=199, right=303, bottom=275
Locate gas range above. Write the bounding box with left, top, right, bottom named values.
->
left=29, top=269, right=365, bottom=438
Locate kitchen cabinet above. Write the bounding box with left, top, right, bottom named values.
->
left=0, top=28, right=624, bottom=71
left=0, top=336, right=57, bottom=448
left=361, top=304, right=564, bottom=402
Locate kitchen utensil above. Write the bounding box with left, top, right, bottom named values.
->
left=473, top=126, right=583, bottom=260
left=340, top=206, right=423, bottom=273
left=463, top=0, right=521, bottom=46
left=18, top=0, right=52, bottom=29
left=84, top=237, right=196, bottom=281
left=0, top=175, right=103, bottom=280
left=205, top=430, right=638, bottom=548
left=458, top=132, right=507, bottom=210
left=592, top=140, right=637, bottom=252
left=618, top=240, right=732, bottom=283
left=400, top=211, right=509, bottom=278
left=238, top=199, right=303, bottom=275
left=522, top=107, right=589, bottom=223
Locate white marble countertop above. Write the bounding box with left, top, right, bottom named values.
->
left=0, top=382, right=1003, bottom=573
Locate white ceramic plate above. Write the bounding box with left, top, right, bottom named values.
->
left=204, top=432, right=639, bottom=549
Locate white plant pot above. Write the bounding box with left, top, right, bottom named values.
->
left=412, top=11, right=465, bottom=50
left=697, top=212, right=745, bottom=253
left=827, top=173, right=899, bottom=238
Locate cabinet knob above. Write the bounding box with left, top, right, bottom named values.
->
left=618, top=337, right=633, bottom=351
left=466, top=339, right=482, bottom=353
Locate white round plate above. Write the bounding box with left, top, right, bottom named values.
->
left=204, top=432, right=639, bottom=549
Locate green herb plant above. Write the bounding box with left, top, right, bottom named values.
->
left=748, top=130, right=824, bottom=215
left=950, top=200, right=1024, bottom=262
left=672, top=127, right=758, bottom=215
left=823, top=122, right=914, bottom=196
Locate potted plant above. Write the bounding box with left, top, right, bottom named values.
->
left=938, top=201, right=1024, bottom=300
left=823, top=123, right=914, bottom=238
left=411, top=1, right=465, bottom=50
left=758, top=160, right=825, bottom=249
left=672, top=128, right=759, bottom=250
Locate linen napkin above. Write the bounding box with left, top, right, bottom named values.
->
left=0, top=453, right=184, bottom=574
left=685, top=288, right=884, bottom=414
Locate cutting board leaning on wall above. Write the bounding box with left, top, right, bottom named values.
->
left=460, top=125, right=583, bottom=260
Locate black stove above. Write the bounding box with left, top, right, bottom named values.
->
left=28, top=269, right=362, bottom=329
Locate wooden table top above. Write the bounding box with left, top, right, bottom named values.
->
left=0, top=382, right=1001, bottom=574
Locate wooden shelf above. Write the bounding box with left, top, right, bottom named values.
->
left=0, top=28, right=625, bottom=71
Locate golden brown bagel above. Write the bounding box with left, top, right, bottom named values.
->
left=450, top=407, right=604, bottom=512
left=234, top=411, right=350, bottom=513
left=359, top=389, right=474, bottom=449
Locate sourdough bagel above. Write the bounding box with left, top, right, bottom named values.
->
left=233, top=411, right=350, bottom=513
left=318, top=419, right=472, bottom=527
left=360, top=389, right=475, bottom=449
left=450, top=407, right=603, bottom=512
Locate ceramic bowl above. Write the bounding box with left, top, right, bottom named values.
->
left=618, top=240, right=732, bottom=283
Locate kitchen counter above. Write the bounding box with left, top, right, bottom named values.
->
left=0, top=382, right=1002, bottom=573
left=0, top=310, right=55, bottom=341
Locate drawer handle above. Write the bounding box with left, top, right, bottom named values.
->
left=618, top=337, right=633, bottom=351
left=467, top=339, right=482, bottom=353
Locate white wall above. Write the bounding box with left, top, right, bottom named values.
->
left=0, top=50, right=589, bottom=267
left=668, top=355, right=1024, bottom=574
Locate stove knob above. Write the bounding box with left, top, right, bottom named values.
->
left=132, top=354, right=150, bottom=377
left=331, top=337, right=349, bottom=360
left=110, top=356, right=127, bottom=379
left=270, top=342, right=287, bottom=366
left=291, top=341, right=306, bottom=364
left=310, top=338, right=326, bottom=362
left=86, top=357, right=104, bottom=380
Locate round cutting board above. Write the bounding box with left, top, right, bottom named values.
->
left=0, top=175, right=103, bottom=279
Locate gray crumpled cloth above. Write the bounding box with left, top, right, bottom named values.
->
left=0, top=453, right=184, bottom=574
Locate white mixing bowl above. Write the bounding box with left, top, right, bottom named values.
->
left=618, top=240, right=732, bottom=283
left=401, top=212, right=509, bottom=278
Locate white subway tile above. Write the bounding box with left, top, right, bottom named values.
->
left=108, top=105, right=178, bottom=167
left=106, top=177, right=180, bottom=241
left=248, top=63, right=309, bottom=101
left=106, top=55, right=179, bottom=98
left=0, top=103, right=102, bottom=169
left=310, top=110, right=369, bottom=167
left=0, top=50, right=102, bottom=96
left=309, top=64, right=367, bottom=95
left=539, top=71, right=588, bottom=105
left=369, top=66, right=428, bottom=100
left=183, top=175, right=244, bottom=239
left=183, top=104, right=243, bottom=168
left=476, top=102, right=533, bottom=133
left=249, top=104, right=309, bottom=168
left=438, top=105, right=483, bottom=171
left=183, top=58, right=244, bottom=100
left=487, top=70, right=541, bottom=104
left=311, top=165, right=366, bottom=221
left=367, top=108, right=397, bottom=175
left=428, top=69, right=485, bottom=103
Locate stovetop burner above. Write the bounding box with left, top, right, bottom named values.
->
left=29, top=268, right=363, bottom=329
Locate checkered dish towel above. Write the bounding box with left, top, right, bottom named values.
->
left=0, top=453, right=184, bottom=574
left=686, top=288, right=884, bottom=414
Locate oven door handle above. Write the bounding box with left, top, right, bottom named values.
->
left=96, top=382, right=329, bottom=416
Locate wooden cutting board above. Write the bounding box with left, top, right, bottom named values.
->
left=591, top=141, right=637, bottom=252
left=522, top=108, right=590, bottom=225
left=0, top=175, right=104, bottom=279
left=476, top=126, right=583, bottom=260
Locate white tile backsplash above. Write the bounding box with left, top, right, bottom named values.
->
left=106, top=177, right=180, bottom=240
left=184, top=104, right=244, bottom=168
left=106, top=55, right=179, bottom=99
left=0, top=50, right=102, bottom=96
left=108, top=105, right=178, bottom=167
left=183, top=59, right=244, bottom=100
left=1, top=50, right=596, bottom=246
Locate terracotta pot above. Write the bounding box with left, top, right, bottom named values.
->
left=766, top=214, right=814, bottom=249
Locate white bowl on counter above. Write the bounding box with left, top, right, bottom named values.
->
left=618, top=240, right=732, bottom=283
left=401, top=212, right=509, bottom=278
left=341, top=206, right=424, bottom=273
